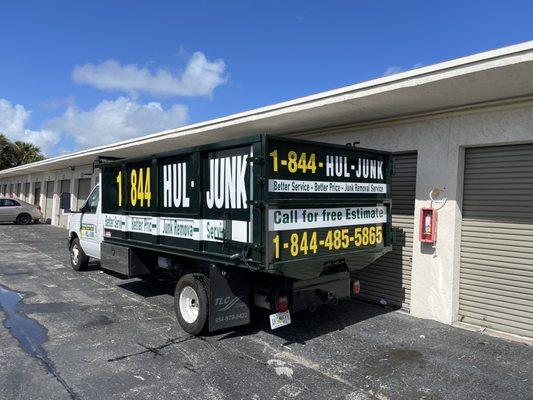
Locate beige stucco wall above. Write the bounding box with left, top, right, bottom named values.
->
left=0, top=164, right=95, bottom=226
left=308, top=104, right=533, bottom=324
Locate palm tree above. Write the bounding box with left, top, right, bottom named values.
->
left=0, top=134, right=20, bottom=170
left=0, top=133, right=45, bottom=170
left=13, top=141, right=45, bottom=165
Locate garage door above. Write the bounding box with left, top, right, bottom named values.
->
left=353, top=152, right=417, bottom=310
left=33, top=182, right=41, bottom=206
left=460, top=144, right=533, bottom=338
left=23, top=182, right=30, bottom=202
left=57, top=179, right=70, bottom=228
left=44, top=181, right=54, bottom=223
left=76, top=178, right=91, bottom=210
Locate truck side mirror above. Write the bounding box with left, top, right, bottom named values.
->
left=59, top=192, right=71, bottom=211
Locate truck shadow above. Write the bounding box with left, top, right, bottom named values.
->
left=218, top=299, right=396, bottom=345
left=109, top=274, right=396, bottom=344
left=116, top=276, right=176, bottom=298
left=83, top=260, right=104, bottom=272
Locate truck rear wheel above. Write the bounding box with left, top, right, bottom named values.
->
left=70, top=237, right=89, bottom=271
left=174, top=274, right=209, bottom=335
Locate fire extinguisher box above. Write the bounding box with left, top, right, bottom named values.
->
left=420, top=208, right=437, bottom=243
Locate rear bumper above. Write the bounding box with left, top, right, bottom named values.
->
left=291, top=271, right=351, bottom=312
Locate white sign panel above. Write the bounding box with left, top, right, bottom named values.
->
left=268, top=179, right=387, bottom=194
left=268, top=206, right=387, bottom=231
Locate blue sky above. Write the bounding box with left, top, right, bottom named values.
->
left=1, top=1, right=532, bottom=156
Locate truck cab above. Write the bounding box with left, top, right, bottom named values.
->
left=68, top=184, right=102, bottom=269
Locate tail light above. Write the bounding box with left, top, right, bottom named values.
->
left=37, top=206, right=42, bottom=212
left=274, top=295, right=289, bottom=312
left=352, top=280, right=361, bottom=295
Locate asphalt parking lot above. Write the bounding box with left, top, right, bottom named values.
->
left=0, top=224, right=531, bottom=400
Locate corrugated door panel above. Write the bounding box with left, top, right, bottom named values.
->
left=76, top=178, right=92, bottom=210
left=58, top=180, right=70, bottom=228
left=353, top=152, right=417, bottom=310
left=44, top=181, right=54, bottom=223
left=460, top=144, right=533, bottom=338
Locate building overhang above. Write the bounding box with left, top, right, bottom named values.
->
left=2, top=41, right=533, bottom=178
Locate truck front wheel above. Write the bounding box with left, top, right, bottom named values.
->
left=70, top=237, right=89, bottom=271
left=174, top=274, right=210, bottom=335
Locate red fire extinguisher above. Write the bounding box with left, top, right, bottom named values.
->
left=420, top=208, right=437, bottom=243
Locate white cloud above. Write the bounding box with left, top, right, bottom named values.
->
left=382, top=65, right=403, bottom=77
left=0, top=98, right=60, bottom=155
left=382, top=63, right=424, bottom=77
left=1, top=96, right=189, bottom=155
left=46, top=97, right=188, bottom=149
left=0, top=98, right=29, bottom=134
left=72, top=52, right=227, bottom=98
left=39, top=96, right=76, bottom=110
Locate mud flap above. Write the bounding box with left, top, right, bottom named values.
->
left=208, top=265, right=251, bottom=332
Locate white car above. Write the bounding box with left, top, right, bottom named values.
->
left=0, top=197, right=43, bottom=224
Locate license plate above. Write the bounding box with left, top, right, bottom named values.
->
left=269, top=310, right=291, bottom=330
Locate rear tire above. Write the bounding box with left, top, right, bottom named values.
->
left=15, top=213, right=32, bottom=225
left=174, top=273, right=210, bottom=335
left=70, top=237, right=89, bottom=271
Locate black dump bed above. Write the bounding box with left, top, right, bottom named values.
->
left=98, top=134, right=392, bottom=280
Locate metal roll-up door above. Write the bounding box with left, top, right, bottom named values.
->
left=460, top=144, right=533, bottom=338
left=76, top=178, right=91, bottom=210
left=44, top=181, right=54, bottom=224
left=57, top=179, right=70, bottom=228
left=33, top=182, right=41, bottom=206
left=23, top=182, right=30, bottom=202
left=353, top=152, right=417, bottom=310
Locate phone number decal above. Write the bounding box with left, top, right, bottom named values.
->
left=271, top=224, right=384, bottom=260
left=268, top=148, right=384, bottom=180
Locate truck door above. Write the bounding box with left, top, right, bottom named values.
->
left=79, top=185, right=102, bottom=258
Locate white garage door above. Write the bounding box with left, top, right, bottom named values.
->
left=353, top=152, right=417, bottom=310
left=460, top=144, right=533, bottom=338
